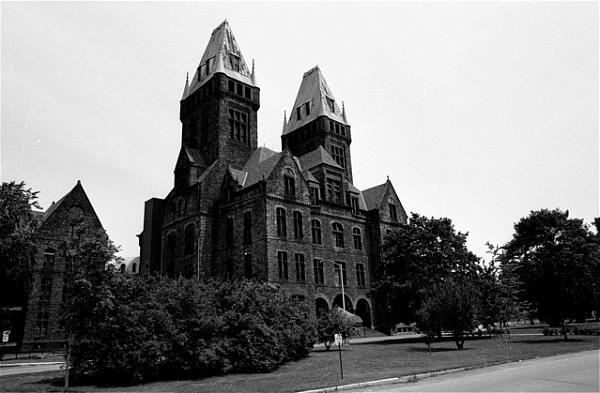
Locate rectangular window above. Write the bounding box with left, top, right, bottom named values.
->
left=276, top=208, right=287, bottom=237
left=295, top=253, right=305, bottom=281
left=330, top=145, right=346, bottom=168
left=40, top=276, right=52, bottom=301
left=293, top=211, right=303, bottom=239
left=310, top=186, right=319, bottom=205
left=34, top=307, right=49, bottom=338
left=228, top=80, right=235, bottom=92
left=304, top=101, right=310, bottom=116
left=236, top=83, right=243, bottom=96
left=356, top=263, right=366, bottom=287
left=326, top=178, right=342, bottom=203
left=284, top=175, right=296, bottom=197
left=244, top=86, right=251, bottom=99
left=229, top=108, right=249, bottom=145
left=353, top=228, right=362, bottom=250
left=389, top=203, right=398, bottom=221
left=277, top=251, right=288, bottom=280
left=296, top=106, right=302, bottom=120
left=311, top=220, right=322, bottom=245
left=226, top=218, right=234, bottom=247
left=313, top=258, right=324, bottom=284
left=334, top=262, right=347, bottom=286
left=351, top=197, right=359, bottom=214
left=43, top=251, right=55, bottom=270
left=329, top=120, right=334, bottom=131
left=231, top=55, right=240, bottom=72
left=244, top=253, right=253, bottom=279
left=327, top=97, right=335, bottom=113
left=243, top=211, right=252, bottom=245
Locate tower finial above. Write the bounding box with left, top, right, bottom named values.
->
left=342, top=100, right=347, bottom=122
left=251, top=59, right=256, bottom=85
left=282, top=110, right=287, bottom=133
left=182, top=73, right=190, bottom=99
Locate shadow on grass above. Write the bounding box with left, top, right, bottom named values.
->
left=406, top=346, right=471, bottom=353
left=514, top=338, right=586, bottom=344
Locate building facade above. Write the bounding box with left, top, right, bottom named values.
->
left=21, top=181, right=105, bottom=350
left=139, top=21, right=407, bottom=328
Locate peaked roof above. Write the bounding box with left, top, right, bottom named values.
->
left=240, top=147, right=282, bottom=187
left=284, top=66, right=347, bottom=135
left=362, top=182, right=388, bottom=211
left=298, top=146, right=343, bottom=171
left=184, top=20, right=255, bottom=100
left=36, top=181, right=102, bottom=228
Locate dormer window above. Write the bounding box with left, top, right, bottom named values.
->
left=327, top=97, right=335, bottom=112
left=304, top=101, right=310, bottom=116
left=296, top=106, right=302, bottom=120
left=206, top=57, right=214, bottom=74
left=230, top=54, right=240, bottom=72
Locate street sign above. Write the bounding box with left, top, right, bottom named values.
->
left=2, top=330, right=10, bottom=343
left=334, top=333, right=343, bottom=346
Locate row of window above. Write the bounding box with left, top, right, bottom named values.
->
left=276, top=252, right=366, bottom=287
left=166, top=224, right=196, bottom=260
left=229, top=107, right=250, bottom=145
left=275, top=208, right=363, bottom=250
left=228, top=79, right=252, bottom=100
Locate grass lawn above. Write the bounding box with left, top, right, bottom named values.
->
left=2, top=335, right=598, bottom=392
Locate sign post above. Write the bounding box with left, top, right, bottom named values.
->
left=334, top=333, right=344, bottom=379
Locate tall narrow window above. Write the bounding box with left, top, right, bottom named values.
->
left=311, top=219, right=322, bottom=245
left=40, top=276, right=53, bottom=301
left=293, top=211, right=303, bottom=239
left=243, top=211, right=252, bottom=244
left=313, top=259, right=324, bottom=284
left=353, top=227, right=362, bottom=250
left=230, top=55, right=240, bottom=72
left=132, top=263, right=137, bottom=274
left=332, top=223, right=344, bottom=248
left=43, top=249, right=55, bottom=270
left=310, top=186, right=319, bottom=205
left=389, top=203, right=398, bottom=221
left=244, top=253, right=253, bottom=279
left=34, top=307, right=49, bottom=338
left=295, top=253, right=305, bottom=282
left=184, top=224, right=195, bottom=255
left=334, top=262, right=347, bottom=286
left=276, top=208, right=287, bottom=237
left=296, top=106, right=302, bottom=120
left=327, top=97, right=335, bottom=113
left=304, top=101, right=310, bottom=116
left=356, top=263, right=366, bottom=287
left=226, top=218, right=234, bottom=247
left=351, top=197, right=359, bottom=214
left=277, top=251, right=288, bottom=280
left=326, top=178, right=342, bottom=203
left=330, top=145, right=346, bottom=168
left=284, top=170, right=296, bottom=197
left=229, top=108, right=249, bottom=145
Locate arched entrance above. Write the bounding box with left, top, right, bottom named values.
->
left=332, top=294, right=354, bottom=313
left=315, top=297, right=329, bottom=316
left=355, top=298, right=372, bottom=328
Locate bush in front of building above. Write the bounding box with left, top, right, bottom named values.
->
left=67, top=273, right=315, bottom=384
left=315, top=308, right=358, bottom=350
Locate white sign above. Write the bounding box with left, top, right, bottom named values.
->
left=2, top=330, right=10, bottom=343
left=334, top=333, right=343, bottom=346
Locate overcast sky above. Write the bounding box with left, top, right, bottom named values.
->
left=2, top=2, right=598, bottom=260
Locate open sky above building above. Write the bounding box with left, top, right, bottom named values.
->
left=2, top=2, right=598, bottom=260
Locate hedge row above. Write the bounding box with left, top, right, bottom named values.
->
left=67, top=273, right=316, bottom=384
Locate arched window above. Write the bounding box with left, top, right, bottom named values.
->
left=311, top=219, right=322, bottom=245
left=284, top=169, right=295, bottom=197
left=131, top=263, right=137, bottom=274
left=332, top=223, right=344, bottom=248
left=184, top=224, right=195, bottom=255
left=353, top=228, right=362, bottom=250
left=43, top=249, right=55, bottom=270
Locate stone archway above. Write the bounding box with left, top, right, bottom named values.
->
left=315, top=297, right=329, bottom=316
left=332, top=294, right=354, bottom=313
left=355, top=298, right=372, bottom=328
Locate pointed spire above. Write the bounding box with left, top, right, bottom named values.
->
left=251, top=59, right=256, bottom=84
left=342, top=101, right=347, bottom=122
left=181, top=73, right=190, bottom=100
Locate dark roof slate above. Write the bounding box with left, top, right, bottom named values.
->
left=362, top=182, right=387, bottom=210
left=298, top=146, right=342, bottom=171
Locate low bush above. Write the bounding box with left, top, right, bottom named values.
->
left=65, top=273, right=316, bottom=384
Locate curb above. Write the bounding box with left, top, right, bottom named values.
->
left=296, top=361, right=509, bottom=393
left=0, top=361, right=64, bottom=368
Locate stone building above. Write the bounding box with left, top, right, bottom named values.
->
left=21, top=181, right=104, bottom=350
left=139, top=21, right=407, bottom=328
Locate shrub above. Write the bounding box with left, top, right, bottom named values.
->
left=315, top=308, right=358, bottom=350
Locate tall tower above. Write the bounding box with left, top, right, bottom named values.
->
left=281, top=66, right=353, bottom=182
left=178, top=20, right=260, bottom=180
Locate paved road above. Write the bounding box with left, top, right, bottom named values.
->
left=0, top=363, right=63, bottom=377
left=353, top=350, right=599, bottom=392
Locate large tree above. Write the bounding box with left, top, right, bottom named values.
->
left=500, top=209, right=600, bottom=338
left=372, top=213, right=480, bottom=329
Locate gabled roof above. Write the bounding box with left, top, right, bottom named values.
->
left=228, top=167, right=248, bottom=186
left=184, top=147, right=207, bottom=168
left=362, top=182, right=388, bottom=211
left=298, top=146, right=342, bottom=171
left=284, top=66, right=347, bottom=135
left=184, top=20, right=255, bottom=100
left=36, top=181, right=102, bottom=229
left=241, top=147, right=283, bottom=187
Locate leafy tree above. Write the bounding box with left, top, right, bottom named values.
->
left=500, top=209, right=600, bottom=339
left=416, top=278, right=477, bottom=350
left=0, top=181, right=40, bottom=307
left=372, top=213, right=480, bottom=330
left=315, top=308, right=358, bottom=350
left=0, top=181, right=40, bottom=346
